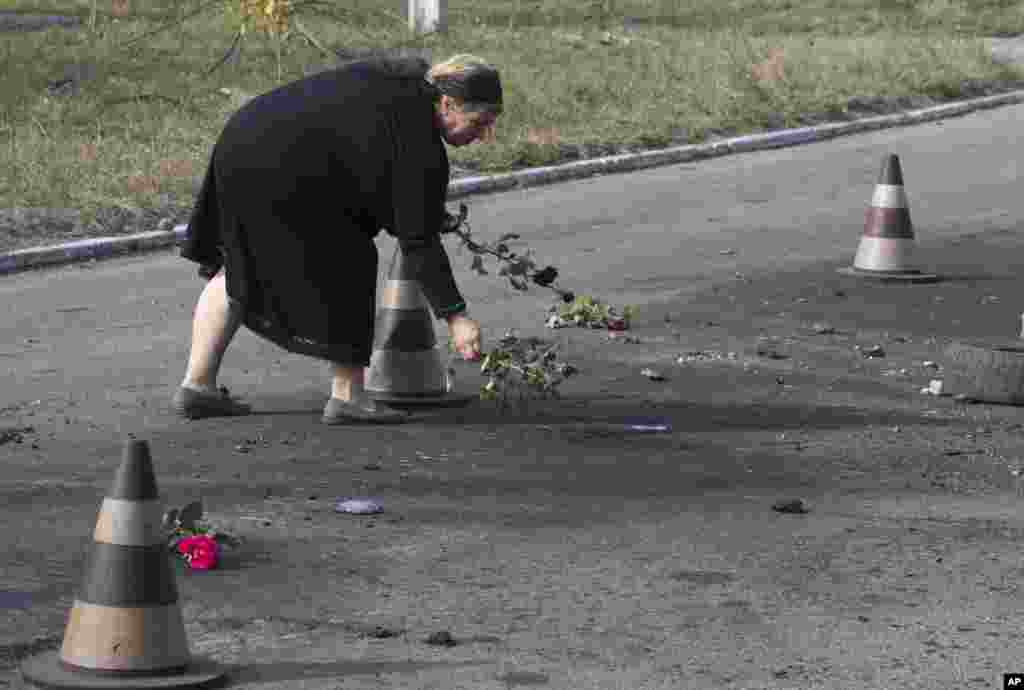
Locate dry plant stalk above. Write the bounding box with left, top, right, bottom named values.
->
left=158, top=159, right=196, bottom=178
left=79, top=143, right=99, bottom=163
left=126, top=174, right=161, bottom=195
left=527, top=127, right=562, bottom=147
left=751, top=47, right=786, bottom=83
left=111, top=0, right=131, bottom=18
left=240, top=0, right=291, bottom=36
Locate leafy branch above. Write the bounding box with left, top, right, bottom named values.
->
left=441, top=203, right=575, bottom=301
left=441, top=204, right=638, bottom=406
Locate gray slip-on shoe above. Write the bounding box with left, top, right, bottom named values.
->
left=172, top=385, right=252, bottom=420
left=322, top=394, right=410, bottom=425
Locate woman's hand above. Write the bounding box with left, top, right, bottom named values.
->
left=447, top=313, right=482, bottom=361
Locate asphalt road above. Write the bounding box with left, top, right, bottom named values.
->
left=1, top=100, right=1024, bottom=689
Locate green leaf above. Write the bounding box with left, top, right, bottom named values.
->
left=498, top=233, right=521, bottom=243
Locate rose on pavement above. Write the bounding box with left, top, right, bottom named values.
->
left=176, top=534, right=220, bottom=571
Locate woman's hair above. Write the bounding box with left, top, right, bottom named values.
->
left=426, top=54, right=503, bottom=115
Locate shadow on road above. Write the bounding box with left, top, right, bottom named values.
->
left=400, top=397, right=955, bottom=433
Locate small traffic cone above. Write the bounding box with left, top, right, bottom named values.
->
left=838, top=154, right=939, bottom=282
left=21, top=440, right=226, bottom=690
left=364, top=245, right=475, bottom=408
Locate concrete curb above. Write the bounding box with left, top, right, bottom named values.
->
left=2, top=87, right=1024, bottom=277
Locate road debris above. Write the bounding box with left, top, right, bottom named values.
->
left=640, top=368, right=666, bottom=381
left=812, top=323, right=836, bottom=335
left=772, top=498, right=810, bottom=514
left=756, top=345, right=789, bottom=360
left=621, top=417, right=672, bottom=433
left=677, top=350, right=738, bottom=364
left=343, top=622, right=401, bottom=639
left=424, top=631, right=458, bottom=647
left=335, top=498, right=384, bottom=515
left=858, top=345, right=885, bottom=358
left=0, top=426, right=35, bottom=446
left=921, top=380, right=946, bottom=396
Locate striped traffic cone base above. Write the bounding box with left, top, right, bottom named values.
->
left=837, top=153, right=939, bottom=283
left=836, top=266, right=940, bottom=283
left=365, top=245, right=475, bottom=408
left=21, top=441, right=227, bottom=690
left=20, top=653, right=225, bottom=690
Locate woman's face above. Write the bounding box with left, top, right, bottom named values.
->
left=438, top=96, right=499, bottom=147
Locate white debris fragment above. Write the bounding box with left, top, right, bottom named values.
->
left=641, top=368, right=666, bottom=381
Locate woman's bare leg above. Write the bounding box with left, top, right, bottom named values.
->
left=330, top=364, right=366, bottom=402
left=181, top=269, right=243, bottom=391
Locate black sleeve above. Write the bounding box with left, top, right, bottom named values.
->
left=386, top=89, right=467, bottom=320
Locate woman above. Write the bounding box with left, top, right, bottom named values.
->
left=173, top=53, right=502, bottom=424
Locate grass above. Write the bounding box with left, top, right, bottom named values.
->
left=1, top=0, right=1023, bottom=229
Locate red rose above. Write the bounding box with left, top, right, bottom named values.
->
left=607, top=318, right=628, bottom=331
left=177, top=534, right=220, bottom=571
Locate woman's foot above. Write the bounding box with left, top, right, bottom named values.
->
left=322, top=393, right=410, bottom=425
left=173, top=385, right=252, bottom=419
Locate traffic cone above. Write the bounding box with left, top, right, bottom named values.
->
left=364, top=245, right=475, bottom=408
left=21, top=440, right=226, bottom=690
left=838, top=154, right=939, bottom=282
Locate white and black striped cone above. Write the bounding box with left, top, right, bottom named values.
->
left=364, top=245, right=475, bottom=408
left=838, top=154, right=939, bottom=282
left=20, top=440, right=226, bottom=690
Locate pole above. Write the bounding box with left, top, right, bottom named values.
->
left=408, top=0, right=447, bottom=34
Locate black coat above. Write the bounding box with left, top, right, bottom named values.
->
left=181, top=56, right=465, bottom=365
